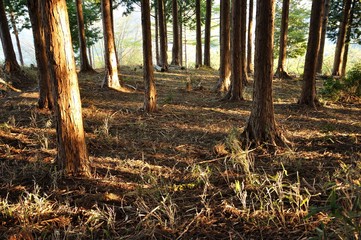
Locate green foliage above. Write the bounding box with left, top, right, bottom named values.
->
left=4, top=0, right=30, bottom=32
left=274, top=0, right=309, bottom=59
left=345, top=62, right=361, bottom=97
left=320, top=77, right=344, bottom=101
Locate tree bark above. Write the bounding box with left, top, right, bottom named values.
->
left=316, top=0, right=330, bottom=74
left=157, top=0, right=168, bottom=70
left=27, top=0, right=54, bottom=110
left=242, top=0, right=288, bottom=148
left=171, top=0, right=180, bottom=66
left=141, top=0, right=157, bottom=112
left=247, top=0, right=254, bottom=74
left=204, top=0, right=212, bottom=67
left=8, top=9, right=24, bottom=66
left=76, top=0, right=93, bottom=72
left=179, top=9, right=183, bottom=66
left=274, top=0, right=292, bottom=79
left=216, top=0, right=231, bottom=92
left=299, top=0, right=324, bottom=107
left=195, top=0, right=202, bottom=68
left=41, top=0, right=90, bottom=176
left=154, top=0, right=160, bottom=66
left=240, top=0, right=249, bottom=85
left=341, top=0, right=355, bottom=77
left=101, top=0, right=123, bottom=90
left=332, top=0, right=351, bottom=77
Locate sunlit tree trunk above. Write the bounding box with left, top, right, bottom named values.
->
left=171, top=0, right=180, bottom=66
left=154, top=0, right=160, bottom=66
left=27, top=0, right=53, bottom=110
left=274, top=0, right=291, bottom=79
left=341, top=0, right=355, bottom=77
left=76, top=0, right=93, bottom=72
left=204, top=0, right=212, bottom=67
left=332, top=0, right=351, bottom=77
left=179, top=10, right=183, bottom=66
left=242, top=0, right=288, bottom=148
left=141, top=0, right=157, bottom=112
left=8, top=8, right=24, bottom=66
left=247, top=0, right=254, bottom=74
left=195, top=0, right=202, bottom=68
left=157, top=0, right=168, bottom=70
left=216, top=0, right=231, bottom=92
left=316, top=0, right=330, bottom=74
left=299, top=0, right=324, bottom=107
left=41, top=0, right=90, bottom=176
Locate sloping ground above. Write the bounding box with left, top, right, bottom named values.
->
left=0, top=67, right=360, bottom=239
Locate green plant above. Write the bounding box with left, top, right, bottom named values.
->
left=320, top=77, right=344, bottom=101
left=345, top=62, right=361, bottom=97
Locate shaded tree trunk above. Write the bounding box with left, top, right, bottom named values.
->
left=179, top=10, right=183, bottom=66
left=41, top=0, right=90, bottom=176
left=154, top=0, right=160, bottom=66
left=141, top=0, right=157, bottom=112
left=8, top=9, right=24, bottom=66
left=204, top=0, right=212, bottom=67
left=171, top=0, right=180, bottom=66
left=241, top=0, right=288, bottom=148
left=274, top=0, right=292, bottom=79
left=101, top=0, right=123, bottom=90
left=332, top=0, right=351, bottom=77
left=341, top=0, right=355, bottom=77
left=157, top=0, right=168, bottom=70
left=88, top=46, right=93, bottom=67
left=240, top=0, right=249, bottom=85
left=195, top=0, right=202, bottom=68
left=216, top=0, right=231, bottom=92
left=247, top=0, right=254, bottom=74
left=27, top=0, right=53, bottom=110
left=316, top=0, right=330, bottom=74
left=76, top=0, right=93, bottom=72
left=299, top=0, right=324, bottom=107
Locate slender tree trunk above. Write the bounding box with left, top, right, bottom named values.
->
left=242, top=0, right=288, bottom=149
left=27, top=0, right=53, bottom=110
left=240, top=0, right=249, bottom=85
left=155, top=0, right=160, bottom=66
left=141, top=0, right=157, bottom=112
left=76, top=0, right=93, bottom=72
left=341, top=0, right=355, bottom=77
left=101, top=0, right=123, bottom=90
left=299, top=0, right=324, bottom=107
left=195, top=0, right=202, bottom=68
left=179, top=10, right=183, bottom=66
left=216, top=0, right=231, bottom=92
left=204, top=0, right=212, bottom=67
left=157, top=0, right=168, bottom=70
left=8, top=10, right=24, bottom=66
left=316, top=0, right=330, bottom=74
left=274, top=0, right=291, bottom=79
left=332, top=0, right=351, bottom=77
left=41, top=0, right=90, bottom=176
left=171, top=0, right=180, bottom=66
left=247, top=0, right=254, bottom=74
left=88, top=46, right=93, bottom=67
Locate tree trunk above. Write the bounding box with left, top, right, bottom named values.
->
left=204, top=0, right=212, bottom=67
left=179, top=10, right=183, bottom=66
left=195, top=0, right=202, bottom=68
left=157, top=0, right=168, bottom=70
left=341, top=0, right=355, bottom=77
left=154, top=0, right=160, bottom=66
left=27, top=0, right=54, bottom=110
left=247, top=0, right=254, bottom=74
left=316, top=0, right=330, bottom=74
left=216, top=0, right=231, bottom=92
left=299, top=0, right=324, bottom=107
left=242, top=0, right=288, bottom=149
left=274, top=0, right=292, bottom=79
left=76, top=0, right=93, bottom=72
left=8, top=9, right=24, bottom=66
left=141, top=0, right=157, bottom=112
left=240, top=0, right=249, bottom=85
left=41, top=0, right=90, bottom=176
left=171, top=0, right=180, bottom=66
left=88, top=46, right=93, bottom=67
left=101, top=0, right=123, bottom=90
left=332, top=0, right=351, bottom=77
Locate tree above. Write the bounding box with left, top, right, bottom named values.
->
left=157, top=0, right=168, bottom=70
left=274, top=0, right=291, bottom=79
left=216, top=0, right=231, bottom=92
left=241, top=0, right=288, bottom=148
left=171, top=0, right=180, bottom=66
left=299, top=0, right=324, bottom=107
left=240, top=0, right=248, bottom=85
left=203, top=0, right=212, bottom=67
left=316, top=0, right=330, bottom=74
left=247, top=0, right=254, bottom=74
left=195, top=0, right=202, bottom=68
left=101, top=0, right=123, bottom=90
left=27, top=0, right=53, bottom=110
left=332, top=0, right=352, bottom=77
left=41, top=0, right=90, bottom=176
left=75, top=0, right=94, bottom=72
left=141, top=0, right=157, bottom=112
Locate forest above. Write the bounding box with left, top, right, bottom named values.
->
left=0, top=0, right=360, bottom=239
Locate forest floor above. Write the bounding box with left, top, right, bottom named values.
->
left=0, top=67, right=360, bottom=239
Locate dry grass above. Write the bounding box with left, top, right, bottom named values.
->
left=0, top=66, right=360, bottom=239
